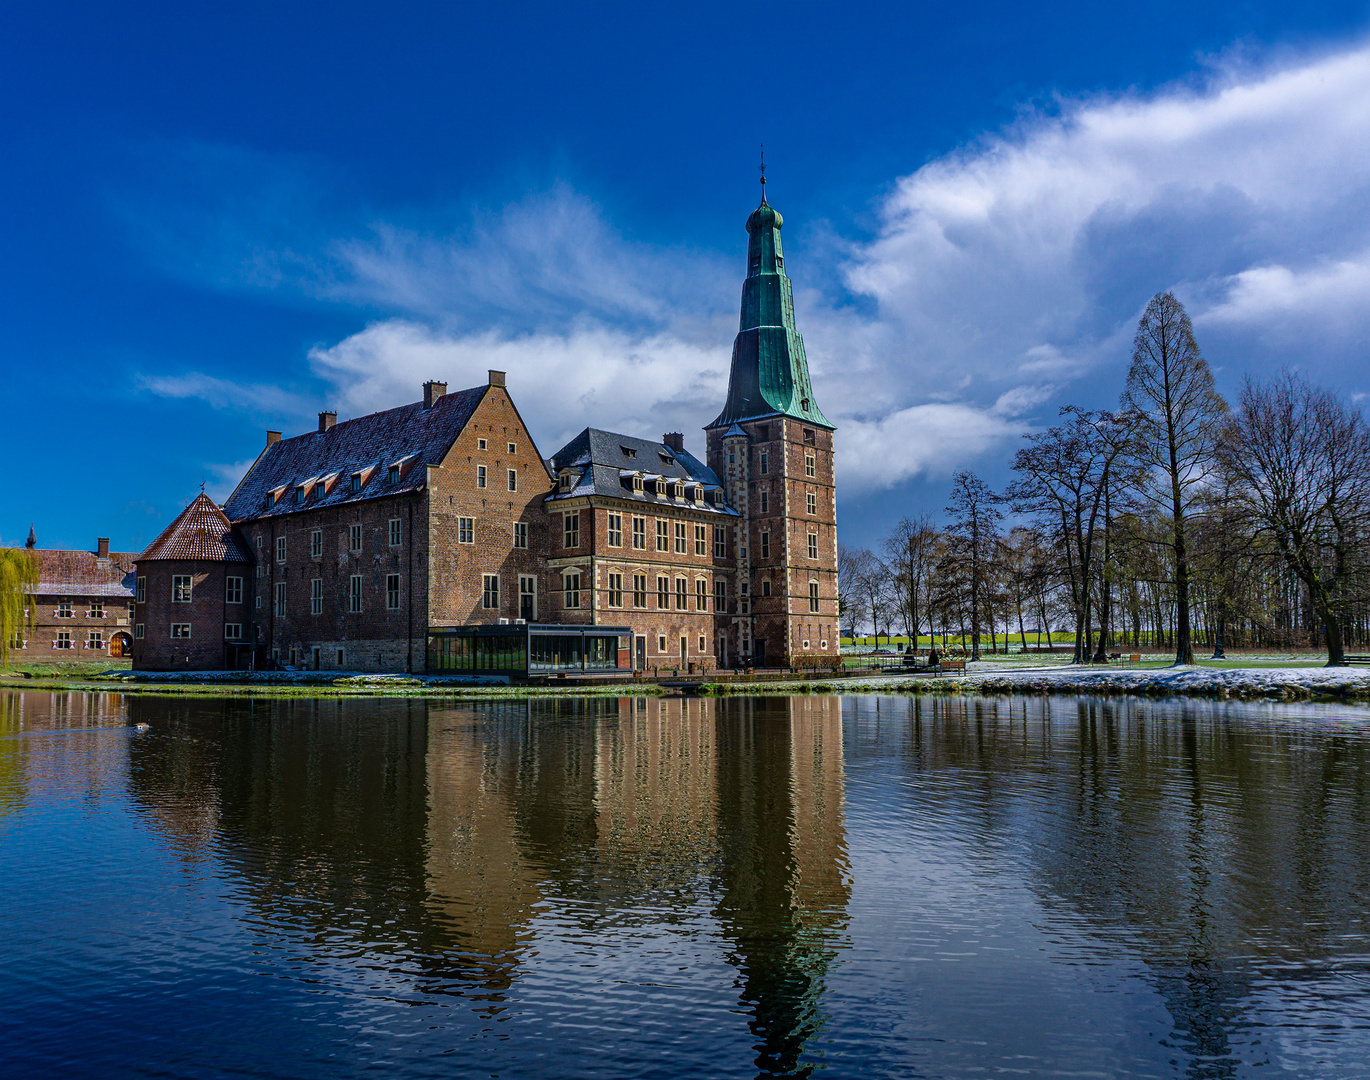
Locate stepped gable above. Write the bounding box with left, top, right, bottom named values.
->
left=223, top=386, right=486, bottom=524
left=137, top=493, right=253, bottom=563
left=546, top=428, right=735, bottom=513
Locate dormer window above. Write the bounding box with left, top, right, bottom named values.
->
left=559, top=471, right=574, bottom=491
left=263, top=492, right=274, bottom=510
left=659, top=452, right=674, bottom=466
left=692, top=486, right=704, bottom=503
left=622, top=446, right=637, bottom=458
left=388, top=465, right=401, bottom=485
left=632, top=474, right=644, bottom=492
left=803, top=428, right=815, bottom=446
left=295, top=487, right=306, bottom=505
left=351, top=474, right=362, bottom=493
left=314, top=482, right=326, bottom=500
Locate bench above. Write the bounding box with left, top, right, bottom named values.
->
left=941, top=659, right=966, bottom=673
left=1345, top=655, right=1370, bottom=665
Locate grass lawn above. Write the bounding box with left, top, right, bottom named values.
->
left=3, top=660, right=132, bottom=678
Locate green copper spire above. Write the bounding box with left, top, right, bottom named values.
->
left=709, top=184, right=833, bottom=430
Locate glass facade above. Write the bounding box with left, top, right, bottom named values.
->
left=427, top=625, right=627, bottom=676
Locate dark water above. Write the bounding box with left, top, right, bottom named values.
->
left=1, top=692, right=1369, bottom=1078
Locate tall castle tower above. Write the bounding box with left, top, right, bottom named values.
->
left=706, top=181, right=838, bottom=667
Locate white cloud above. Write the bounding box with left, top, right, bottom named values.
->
left=137, top=372, right=300, bottom=414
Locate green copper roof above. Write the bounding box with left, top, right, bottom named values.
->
left=708, top=194, right=833, bottom=430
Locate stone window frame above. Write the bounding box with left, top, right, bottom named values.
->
left=311, top=578, right=323, bottom=615
left=507, top=469, right=518, bottom=492
left=632, top=574, right=647, bottom=608
left=606, top=514, right=623, bottom=548
left=275, top=581, right=287, bottom=617
left=476, top=465, right=487, bottom=489
left=349, top=525, right=362, bottom=552
left=170, top=623, right=191, bottom=639
left=809, top=581, right=820, bottom=613
left=759, top=531, right=770, bottom=559
left=519, top=575, right=537, bottom=619
left=563, top=512, right=579, bottom=549
left=713, top=526, right=726, bottom=558
left=808, top=532, right=819, bottom=559
left=136, top=576, right=146, bottom=603
left=805, top=454, right=816, bottom=478
left=714, top=579, right=726, bottom=610
left=632, top=516, right=646, bottom=549
left=759, top=489, right=769, bottom=513
left=607, top=572, right=623, bottom=608
left=134, top=624, right=145, bottom=640
left=656, top=575, right=669, bottom=609
left=512, top=521, right=528, bottom=549
left=759, top=452, right=769, bottom=475
left=276, top=536, right=286, bottom=563
left=311, top=528, right=323, bottom=558
left=675, top=577, right=688, bottom=610
left=386, top=573, right=401, bottom=610
left=388, top=518, right=402, bottom=547
left=478, top=438, right=487, bottom=451
left=655, top=520, right=669, bottom=551
left=761, top=579, right=771, bottom=597
left=348, top=575, right=363, bottom=613
left=694, top=524, right=707, bottom=556
left=657, top=635, right=667, bottom=653
left=507, top=442, right=516, bottom=454
left=674, top=521, right=687, bottom=554
left=172, top=575, right=193, bottom=603
left=458, top=517, right=475, bottom=544
left=226, top=577, right=243, bottom=604
left=562, top=572, right=581, bottom=610
left=224, top=623, right=242, bottom=641
left=88, top=630, right=104, bottom=650
left=695, top=579, right=708, bottom=611
left=806, top=492, right=817, bottom=515
left=56, top=630, right=71, bottom=649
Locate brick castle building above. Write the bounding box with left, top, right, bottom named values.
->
left=11, top=530, right=138, bottom=661
left=131, top=191, right=839, bottom=673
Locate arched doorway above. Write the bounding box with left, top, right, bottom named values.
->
left=109, top=632, right=132, bottom=658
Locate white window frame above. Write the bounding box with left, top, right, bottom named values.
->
left=224, top=623, right=242, bottom=641
left=349, top=524, right=362, bottom=552
left=311, top=578, right=323, bottom=615
left=275, top=581, right=287, bottom=617
left=607, top=572, right=623, bottom=608
left=563, top=512, right=579, bottom=549
left=482, top=574, right=500, bottom=610
left=632, top=516, right=646, bottom=549
left=389, top=518, right=402, bottom=546
left=808, top=533, right=819, bottom=559
left=459, top=517, right=475, bottom=544
left=172, top=575, right=192, bottom=603
left=656, top=520, right=669, bottom=551
left=563, top=572, right=581, bottom=609
left=476, top=465, right=487, bottom=488
left=806, top=492, right=817, bottom=515
left=136, top=576, right=146, bottom=603
left=134, top=623, right=145, bottom=640
left=387, top=573, right=401, bottom=610
left=507, top=469, right=517, bottom=492
left=275, top=536, right=286, bottom=562
left=607, top=514, right=622, bottom=547
left=714, top=526, right=726, bottom=558
left=226, top=576, right=243, bottom=604
left=674, top=521, right=687, bottom=554
left=512, top=521, right=528, bottom=549
left=171, top=623, right=191, bottom=639
left=809, top=582, right=820, bottom=613
left=632, top=573, right=647, bottom=608
left=694, top=525, right=707, bottom=556
left=349, top=575, right=363, bottom=613
left=311, top=528, right=322, bottom=558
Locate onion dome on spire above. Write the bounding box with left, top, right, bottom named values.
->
left=708, top=173, right=832, bottom=431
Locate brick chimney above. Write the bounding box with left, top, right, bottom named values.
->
left=96, top=537, right=109, bottom=559
left=663, top=432, right=685, bottom=453
left=266, top=430, right=281, bottom=446
left=487, top=370, right=506, bottom=387
left=423, top=381, right=447, bottom=409
left=318, top=410, right=337, bottom=432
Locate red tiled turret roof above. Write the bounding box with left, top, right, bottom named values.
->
left=136, top=493, right=253, bottom=563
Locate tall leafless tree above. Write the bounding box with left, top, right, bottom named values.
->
left=882, top=514, right=939, bottom=646
left=1121, top=292, right=1227, bottom=665
left=945, top=472, right=1002, bottom=660
left=1216, top=372, right=1370, bottom=665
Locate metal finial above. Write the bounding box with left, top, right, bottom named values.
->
left=759, top=144, right=767, bottom=204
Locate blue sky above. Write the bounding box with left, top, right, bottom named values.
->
left=5, top=1, right=1370, bottom=553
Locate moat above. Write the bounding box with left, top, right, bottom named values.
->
left=1, top=691, right=1368, bottom=1078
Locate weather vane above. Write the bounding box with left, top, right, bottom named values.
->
left=759, top=144, right=767, bottom=202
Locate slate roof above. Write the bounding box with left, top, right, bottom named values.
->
left=223, top=387, right=488, bottom=524
left=24, top=548, right=138, bottom=598
left=545, top=428, right=737, bottom=515
left=137, top=493, right=254, bottom=563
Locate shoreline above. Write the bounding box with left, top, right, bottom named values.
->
left=5, top=663, right=1370, bottom=703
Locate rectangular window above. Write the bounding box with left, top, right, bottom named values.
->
left=224, top=623, right=242, bottom=640
left=389, top=518, right=402, bottom=546
left=806, top=492, right=817, bottom=515
left=89, top=601, right=104, bottom=619
left=226, top=577, right=243, bottom=604
left=633, top=574, right=647, bottom=608
left=172, top=575, right=192, bottom=603
left=57, top=601, right=72, bottom=619
left=275, top=581, right=287, bottom=617
left=808, top=533, right=819, bottom=559
left=171, top=624, right=191, bottom=639
left=276, top=536, right=286, bottom=562
left=507, top=469, right=517, bottom=492
left=508, top=442, right=516, bottom=454
left=805, top=454, right=816, bottom=478
left=658, top=635, right=667, bottom=653
left=563, top=573, right=581, bottom=609
left=134, top=624, right=145, bottom=640
left=714, top=580, right=726, bottom=611
left=693, top=525, right=706, bottom=556
left=607, top=573, right=623, bottom=607
left=56, top=630, right=71, bottom=649
left=657, top=576, right=669, bottom=609
left=803, top=428, right=815, bottom=445
left=714, top=526, right=726, bottom=558
left=699, top=635, right=707, bottom=652
left=760, top=532, right=770, bottom=559
left=696, top=580, right=708, bottom=611
left=482, top=574, right=500, bottom=610
left=760, top=489, right=769, bottom=513
left=762, top=580, right=771, bottom=597
left=349, top=524, right=362, bottom=552
left=607, top=514, right=622, bottom=547
left=519, top=576, right=537, bottom=620
left=674, top=522, right=687, bottom=553
left=349, top=575, right=363, bottom=613
left=351, top=474, right=362, bottom=493
left=136, top=576, right=146, bottom=603
left=385, top=574, right=400, bottom=610
left=311, top=528, right=322, bottom=558
left=388, top=465, right=400, bottom=485
left=632, top=516, right=646, bottom=549
left=809, top=582, right=820, bottom=613
left=675, top=578, right=687, bottom=610
left=760, top=452, right=768, bottom=474
left=478, top=438, right=487, bottom=450
left=311, top=578, right=323, bottom=615
left=88, top=631, right=103, bottom=650
left=476, top=465, right=487, bottom=488
left=656, top=520, right=669, bottom=551
left=513, top=521, right=528, bottom=549
left=563, top=512, right=579, bottom=549
left=459, top=517, right=475, bottom=544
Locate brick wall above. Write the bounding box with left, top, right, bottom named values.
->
left=132, top=559, right=244, bottom=670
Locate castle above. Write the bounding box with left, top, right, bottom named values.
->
left=130, top=190, right=838, bottom=674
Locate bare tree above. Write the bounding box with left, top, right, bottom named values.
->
left=837, top=543, right=862, bottom=640
left=1122, top=292, right=1228, bottom=664
left=1216, top=373, right=1370, bottom=666
left=945, top=472, right=1002, bottom=660
left=882, top=514, right=939, bottom=647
